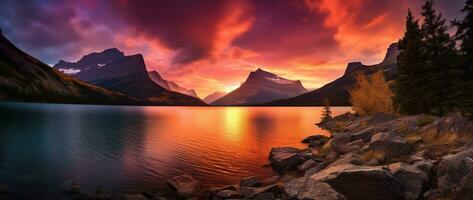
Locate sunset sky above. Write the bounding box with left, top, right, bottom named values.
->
left=0, top=0, right=464, bottom=97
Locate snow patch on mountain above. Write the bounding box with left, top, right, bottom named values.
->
left=58, top=68, right=81, bottom=75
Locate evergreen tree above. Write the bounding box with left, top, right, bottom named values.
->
left=453, top=0, right=473, bottom=118
left=420, top=0, right=458, bottom=116
left=395, top=9, right=428, bottom=114
left=321, top=98, right=332, bottom=122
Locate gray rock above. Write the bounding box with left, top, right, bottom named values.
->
left=304, top=162, right=329, bottom=176
left=327, top=152, right=363, bottom=167
left=208, top=185, right=239, bottom=196
left=301, top=135, right=330, bottom=147
left=216, top=190, right=240, bottom=199
left=297, top=159, right=317, bottom=172
left=351, top=127, right=377, bottom=141
left=301, top=135, right=330, bottom=143
left=369, top=132, right=411, bottom=157
left=413, top=159, right=434, bottom=175
left=437, top=149, right=473, bottom=199
left=283, top=177, right=346, bottom=200
left=240, top=184, right=281, bottom=199
left=252, top=192, right=276, bottom=200
left=240, top=176, right=260, bottom=187
left=311, top=164, right=403, bottom=200
left=388, top=162, right=429, bottom=200
left=328, top=133, right=353, bottom=154
left=166, top=174, right=201, bottom=198
left=269, top=147, right=305, bottom=171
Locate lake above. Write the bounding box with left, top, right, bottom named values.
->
left=0, top=102, right=350, bottom=198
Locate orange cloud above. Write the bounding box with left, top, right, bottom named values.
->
left=305, top=0, right=408, bottom=64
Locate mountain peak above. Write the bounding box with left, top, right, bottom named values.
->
left=213, top=68, right=307, bottom=105
left=380, top=42, right=399, bottom=65
left=344, top=62, right=364, bottom=75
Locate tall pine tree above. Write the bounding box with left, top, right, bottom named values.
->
left=453, top=0, right=473, bottom=118
left=420, top=0, right=458, bottom=116
left=395, top=9, right=428, bottom=114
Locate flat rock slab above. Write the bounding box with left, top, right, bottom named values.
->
left=284, top=177, right=346, bottom=200
left=166, top=174, right=201, bottom=198
left=311, top=164, right=403, bottom=200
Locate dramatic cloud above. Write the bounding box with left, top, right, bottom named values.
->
left=108, top=0, right=253, bottom=65
left=0, top=0, right=464, bottom=97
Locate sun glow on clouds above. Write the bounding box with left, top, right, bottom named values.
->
left=0, top=0, right=463, bottom=97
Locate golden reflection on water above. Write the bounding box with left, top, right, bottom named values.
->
left=224, top=107, right=246, bottom=141
left=133, top=106, right=351, bottom=187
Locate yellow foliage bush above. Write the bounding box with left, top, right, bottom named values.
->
left=349, top=71, right=395, bottom=116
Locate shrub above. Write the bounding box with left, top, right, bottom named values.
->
left=349, top=71, right=395, bottom=116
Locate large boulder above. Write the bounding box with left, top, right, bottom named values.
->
left=269, top=147, right=305, bottom=171
left=369, top=132, right=411, bottom=157
left=437, top=149, right=473, bottom=199
left=311, top=164, right=403, bottom=200
left=166, top=174, right=201, bottom=198
left=388, top=162, right=429, bottom=200
left=283, top=177, right=346, bottom=200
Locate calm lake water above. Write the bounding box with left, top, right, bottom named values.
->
left=0, top=102, right=350, bottom=198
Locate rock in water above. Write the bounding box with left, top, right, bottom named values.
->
left=166, top=174, right=201, bottom=198
left=283, top=177, right=346, bottom=200
left=301, top=135, right=330, bottom=144
left=311, top=164, right=403, bottom=200
left=269, top=147, right=305, bottom=171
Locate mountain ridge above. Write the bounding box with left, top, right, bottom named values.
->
left=203, top=91, right=227, bottom=104
left=0, top=32, right=140, bottom=105
left=212, top=68, right=307, bottom=105
left=265, top=43, right=399, bottom=106
left=148, top=70, right=199, bottom=98
left=53, top=48, right=206, bottom=105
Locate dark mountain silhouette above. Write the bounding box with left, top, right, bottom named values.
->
left=266, top=43, right=399, bottom=106
left=148, top=71, right=199, bottom=98
left=203, top=91, right=227, bottom=104
left=54, top=48, right=205, bottom=105
left=54, top=49, right=206, bottom=105
left=0, top=32, right=139, bottom=104
left=212, top=68, right=307, bottom=105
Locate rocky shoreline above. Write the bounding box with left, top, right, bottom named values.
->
left=3, top=113, right=473, bottom=200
